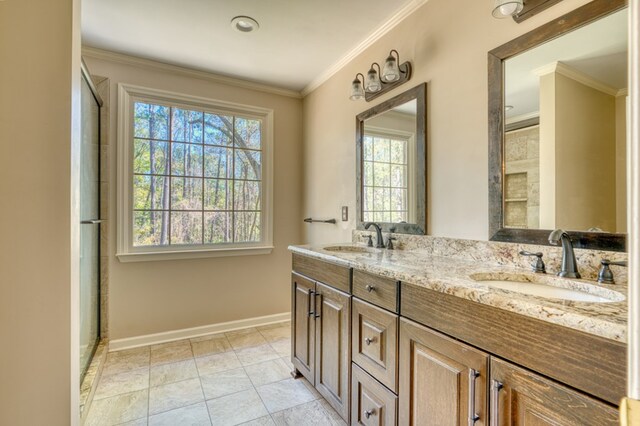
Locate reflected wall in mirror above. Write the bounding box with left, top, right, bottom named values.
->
left=488, top=0, right=627, bottom=251
left=356, top=83, right=426, bottom=234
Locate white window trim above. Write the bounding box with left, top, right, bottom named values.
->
left=363, top=125, right=416, bottom=223
left=116, top=83, right=274, bottom=262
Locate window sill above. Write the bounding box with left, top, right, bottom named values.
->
left=116, top=245, right=274, bottom=262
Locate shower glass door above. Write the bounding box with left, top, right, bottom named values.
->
left=79, top=73, right=101, bottom=380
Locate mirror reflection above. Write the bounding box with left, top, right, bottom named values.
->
left=356, top=84, right=426, bottom=235
left=362, top=100, right=417, bottom=223
left=503, top=9, right=628, bottom=234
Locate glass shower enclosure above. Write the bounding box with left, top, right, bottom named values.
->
left=79, top=66, right=102, bottom=381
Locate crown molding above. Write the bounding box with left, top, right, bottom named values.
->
left=506, top=110, right=540, bottom=125
left=533, top=61, right=621, bottom=97
left=82, top=46, right=303, bottom=99
left=617, top=88, right=629, bottom=97
left=301, top=0, right=429, bottom=97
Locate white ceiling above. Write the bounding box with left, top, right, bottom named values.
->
left=81, top=0, right=420, bottom=93
left=505, top=8, right=628, bottom=120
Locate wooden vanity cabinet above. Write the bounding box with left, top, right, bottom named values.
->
left=398, top=318, right=488, bottom=426
left=490, top=358, right=619, bottom=426
left=291, top=271, right=351, bottom=421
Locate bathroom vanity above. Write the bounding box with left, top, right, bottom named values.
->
left=288, top=239, right=626, bottom=425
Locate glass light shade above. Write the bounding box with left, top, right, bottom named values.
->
left=381, top=56, right=400, bottom=82
left=350, top=78, right=365, bottom=101
left=365, top=69, right=382, bottom=92
left=492, top=0, right=524, bottom=18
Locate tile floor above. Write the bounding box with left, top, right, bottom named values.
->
left=85, top=322, right=346, bottom=426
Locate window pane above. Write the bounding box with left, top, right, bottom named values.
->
left=363, top=212, right=372, bottom=222
left=133, top=176, right=168, bottom=210
left=134, top=103, right=169, bottom=140
left=391, top=211, right=406, bottom=223
left=235, top=117, right=261, bottom=150
left=391, top=188, right=406, bottom=211
left=204, top=212, right=232, bottom=244
left=374, top=211, right=391, bottom=222
left=133, top=211, right=169, bottom=246
left=363, top=187, right=373, bottom=211
left=170, top=212, right=203, bottom=244
left=373, top=138, right=390, bottom=162
left=234, top=181, right=261, bottom=211
left=390, top=139, right=406, bottom=164
left=134, top=139, right=169, bottom=175
left=234, top=150, right=261, bottom=180
left=204, top=113, right=233, bottom=146
left=234, top=212, right=261, bottom=242
left=363, top=136, right=373, bottom=161
left=373, top=162, right=390, bottom=186
left=172, top=108, right=203, bottom=143
left=373, top=187, right=389, bottom=211
left=391, top=165, right=406, bottom=188
left=171, top=177, right=203, bottom=210
left=204, top=146, right=232, bottom=179
left=204, top=179, right=230, bottom=210
left=171, top=143, right=203, bottom=177
left=363, top=161, right=373, bottom=187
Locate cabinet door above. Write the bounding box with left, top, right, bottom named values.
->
left=315, top=281, right=352, bottom=422
left=291, top=273, right=315, bottom=384
left=399, top=318, right=488, bottom=426
left=490, top=358, right=618, bottom=425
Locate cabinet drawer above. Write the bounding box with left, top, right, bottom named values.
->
left=353, top=270, right=398, bottom=312
left=352, top=298, right=398, bottom=392
left=293, top=254, right=351, bottom=293
left=352, top=363, right=398, bottom=426
left=490, top=357, right=619, bottom=425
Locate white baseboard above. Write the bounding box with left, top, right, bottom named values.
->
left=108, top=312, right=290, bottom=352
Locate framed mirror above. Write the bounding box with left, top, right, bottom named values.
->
left=356, top=83, right=427, bottom=234
left=488, top=0, right=627, bottom=251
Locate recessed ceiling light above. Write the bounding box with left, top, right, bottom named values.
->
left=505, top=105, right=514, bottom=111
left=231, top=16, right=259, bottom=33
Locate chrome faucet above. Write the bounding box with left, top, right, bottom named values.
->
left=548, top=229, right=581, bottom=278
left=364, top=222, right=385, bottom=248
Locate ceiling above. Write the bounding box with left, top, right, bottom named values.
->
left=505, top=8, right=628, bottom=121
left=81, top=0, right=421, bottom=93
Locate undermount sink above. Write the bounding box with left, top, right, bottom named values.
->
left=322, top=245, right=378, bottom=254
left=469, top=272, right=625, bottom=303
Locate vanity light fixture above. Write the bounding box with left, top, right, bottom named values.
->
left=349, top=49, right=412, bottom=102
left=492, top=0, right=524, bottom=18
left=231, top=16, right=259, bottom=33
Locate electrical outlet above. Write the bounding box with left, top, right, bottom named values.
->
left=341, top=206, right=348, bottom=221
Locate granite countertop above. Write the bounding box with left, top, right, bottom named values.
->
left=288, top=243, right=628, bottom=343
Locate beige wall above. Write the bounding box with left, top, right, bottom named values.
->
left=302, top=0, right=593, bottom=244
left=616, top=94, right=628, bottom=233
left=539, top=73, right=557, bottom=229
left=83, top=55, right=303, bottom=339
left=554, top=73, right=617, bottom=231
left=0, top=0, right=81, bottom=424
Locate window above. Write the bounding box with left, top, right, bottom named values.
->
left=117, top=84, right=273, bottom=261
left=362, top=129, right=415, bottom=223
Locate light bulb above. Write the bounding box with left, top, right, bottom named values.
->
left=365, top=69, right=381, bottom=93
left=382, top=57, right=400, bottom=82
left=350, top=78, right=365, bottom=101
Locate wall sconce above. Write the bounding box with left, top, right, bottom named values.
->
left=349, top=49, right=412, bottom=102
left=492, top=0, right=524, bottom=18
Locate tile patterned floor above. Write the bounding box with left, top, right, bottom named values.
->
left=85, top=322, right=346, bottom=426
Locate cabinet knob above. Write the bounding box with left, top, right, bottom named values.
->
left=364, top=337, right=375, bottom=346
left=364, top=409, right=375, bottom=419
left=365, top=284, right=375, bottom=292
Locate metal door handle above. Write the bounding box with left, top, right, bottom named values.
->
left=314, top=292, right=321, bottom=319
left=364, top=337, right=375, bottom=346
left=365, top=284, right=375, bottom=292
left=468, top=369, right=480, bottom=426
left=490, top=380, right=503, bottom=426
left=81, top=219, right=104, bottom=224
left=364, top=409, right=374, bottom=419
left=308, top=290, right=315, bottom=317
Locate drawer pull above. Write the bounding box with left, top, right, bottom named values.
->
left=307, top=290, right=315, bottom=317
left=314, top=292, right=321, bottom=319
left=490, top=380, right=503, bottom=426
left=364, top=337, right=375, bottom=346
left=468, top=369, right=480, bottom=426
left=365, top=284, right=376, bottom=292
left=364, top=409, right=375, bottom=419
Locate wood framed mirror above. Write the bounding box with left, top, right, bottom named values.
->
left=356, top=83, right=427, bottom=235
left=488, top=0, right=628, bottom=251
